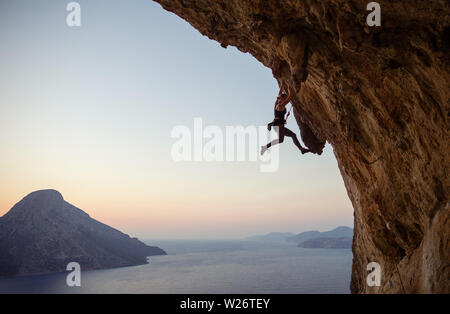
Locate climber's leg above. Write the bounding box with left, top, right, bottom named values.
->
left=261, top=126, right=285, bottom=155
left=282, top=127, right=310, bottom=154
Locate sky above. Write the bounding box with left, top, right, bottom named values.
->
left=0, top=0, right=353, bottom=239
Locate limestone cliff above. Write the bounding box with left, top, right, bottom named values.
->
left=153, top=0, right=449, bottom=293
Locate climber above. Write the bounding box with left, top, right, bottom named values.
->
left=261, top=85, right=310, bottom=155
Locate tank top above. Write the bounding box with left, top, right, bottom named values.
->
left=272, top=108, right=286, bottom=126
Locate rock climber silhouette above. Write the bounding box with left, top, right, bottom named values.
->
left=261, top=84, right=311, bottom=155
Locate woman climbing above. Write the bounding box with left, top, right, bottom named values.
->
left=261, top=84, right=310, bottom=155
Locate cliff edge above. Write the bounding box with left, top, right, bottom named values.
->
left=153, top=0, right=449, bottom=293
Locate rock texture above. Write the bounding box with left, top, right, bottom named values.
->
left=0, top=190, right=166, bottom=277
left=153, top=0, right=449, bottom=293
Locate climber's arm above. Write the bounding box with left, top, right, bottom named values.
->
left=283, top=85, right=299, bottom=105
left=278, top=91, right=293, bottom=107
left=278, top=82, right=288, bottom=96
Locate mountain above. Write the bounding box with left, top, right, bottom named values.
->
left=286, top=231, right=322, bottom=244
left=287, top=226, right=353, bottom=244
left=298, top=237, right=352, bottom=249
left=245, top=232, right=295, bottom=242
left=0, top=190, right=166, bottom=277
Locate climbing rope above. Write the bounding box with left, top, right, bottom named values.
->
left=277, top=39, right=310, bottom=124
left=395, top=258, right=406, bottom=293
left=285, top=39, right=309, bottom=123
left=285, top=104, right=293, bottom=121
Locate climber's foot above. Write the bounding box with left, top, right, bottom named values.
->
left=261, top=146, right=268, bottom=155
left=301, top=148, right=310, bottom=155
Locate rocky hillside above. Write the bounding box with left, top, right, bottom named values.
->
left=153, top=0, right=449, bottom=293
left=0, top=190, right=166, bottom=277
left=298, top=237, right=352, bottom=249
left=287, top=226, right=353, bottom=244
left=245, top=232, right=295, bottom=242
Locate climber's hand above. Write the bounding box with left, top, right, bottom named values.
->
left=278, top=84, right=286, bottom=96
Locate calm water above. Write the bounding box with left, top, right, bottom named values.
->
left=0, top=240, right=352, bottom=294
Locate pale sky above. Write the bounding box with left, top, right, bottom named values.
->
left=0, top=0, right=353, bottom=239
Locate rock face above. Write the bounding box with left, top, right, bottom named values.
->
left=0, top=190, right=166, bottom=277
left=298, top=237, right=352, bottom=249
left=153, top=0, right=449, bottom=293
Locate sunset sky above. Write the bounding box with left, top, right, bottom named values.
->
left=0, top=0, right=353, bottom=239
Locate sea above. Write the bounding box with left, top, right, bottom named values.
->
left=0, top=240, right=352, bottom=294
